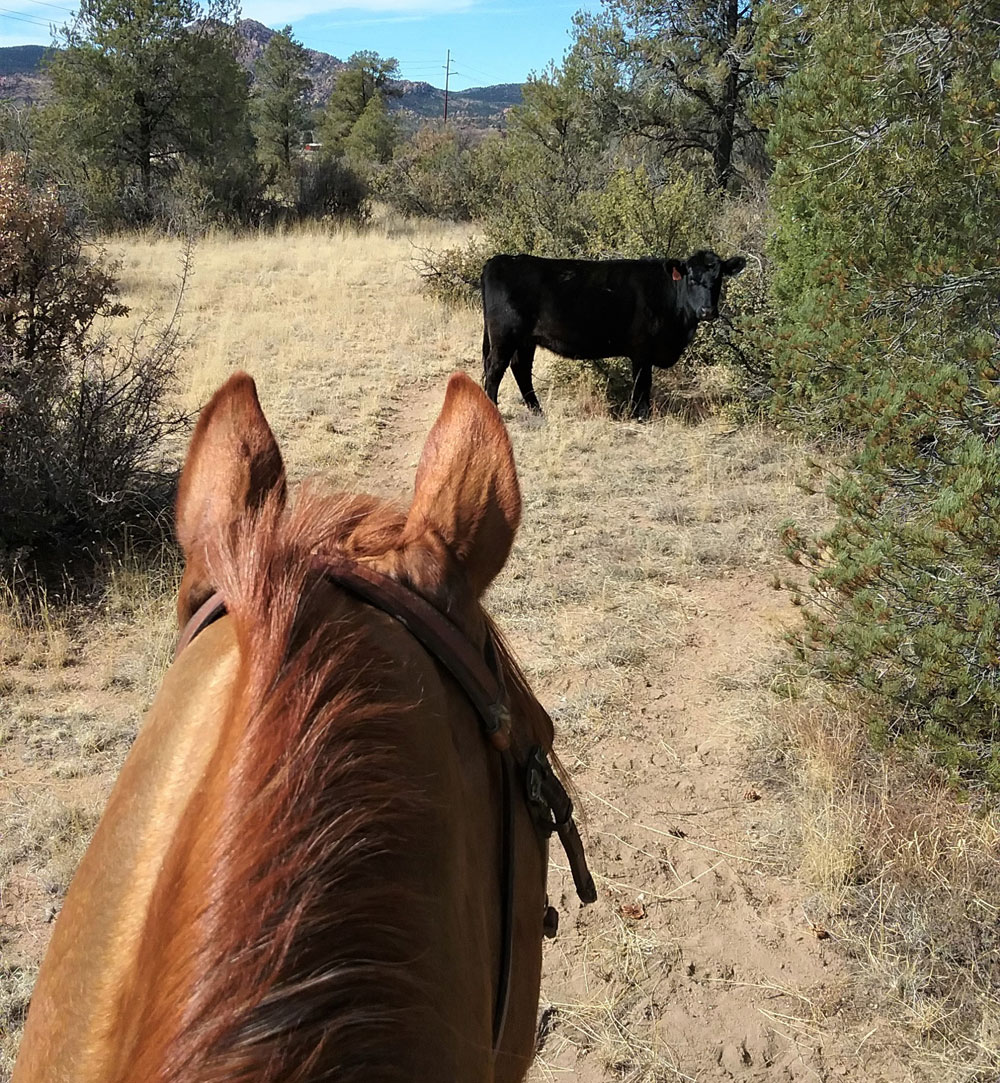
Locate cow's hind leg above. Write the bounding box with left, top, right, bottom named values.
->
left=511, top=345, right=541, bottom=413
left=629, top=360, right=653, bottom=419
left=483, top=335, right=516, bottom=406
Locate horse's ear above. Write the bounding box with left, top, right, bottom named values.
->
left=403, top=372, right=521, bottom=598
left=175, top=372, right=286, bottom=621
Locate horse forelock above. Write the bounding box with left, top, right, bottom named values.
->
left=119, top=484, right=454, bottom=1082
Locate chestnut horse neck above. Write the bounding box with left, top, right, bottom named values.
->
left=175, top=548, right=597, bottom=1052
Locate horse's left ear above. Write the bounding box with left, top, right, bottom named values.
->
left=403, top=372, right=521, bottom=598
left=722, top=256, right=746, bottom=277
left=175, top=372, right=286, bottom=622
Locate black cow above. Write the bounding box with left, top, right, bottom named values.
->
left=481, top=250, right=746, bottom=417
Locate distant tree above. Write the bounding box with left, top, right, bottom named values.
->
left=477, top=65, right=607, bottom=254
left=252, top=25, right=311, bottom=185
left=569, top=0, right=767, bottom=190
left=39, top=0, right=255, bottom=225
left=319, top=51, right=400, bottom=155
left=343, top=90, right=400, bottom=168
left=377, top=123, right=479, bottom=220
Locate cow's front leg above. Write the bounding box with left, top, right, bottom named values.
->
left=629, top=360, right=653, bottom=419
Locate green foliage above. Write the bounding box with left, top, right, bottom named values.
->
left=567, top=0, right=769, bottom=191
left=0, top=154, right=185, bottom=555
left=0, top=102, right=32, bottom=158
left=584, top=166, right=718, bottom=257
left=343, top=90, right=399, bottom=170
left=475, top=66, right=606, bottom=255
left=413, top=238, right=492, bottom=308
left=36, top=0, right=258, bottom=228
left=318, top=51, right=400, bottom=157
left=252, top=25, right=311, bottom=193
left=769, top=1, right=1000, bottom=781
left=376, top=123, right=479, bottom=220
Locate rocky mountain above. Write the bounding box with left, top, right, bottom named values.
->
left=0, top=25, right=522, bottom=127
left=391, top=79, right=522, bottom=127
left=235, top=19, right=345, bottom=107
left=0, top=45, right=51, bottom=106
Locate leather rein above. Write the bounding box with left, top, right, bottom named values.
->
left=175, top=554, right=596, bottom=1054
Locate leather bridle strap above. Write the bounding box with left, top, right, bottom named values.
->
left=307, top=557, right=515, bottom=749
left=174, top=553, right=596, bottom=1053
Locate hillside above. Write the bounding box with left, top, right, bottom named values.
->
left=235, top=18, right=344, bottom=107
left=0, top=27, right=522, bottom=127
left=392, top=79, right=522, bottom=126
left=0, top=45, right=49, bottom=76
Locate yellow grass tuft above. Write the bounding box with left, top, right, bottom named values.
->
left=755, top=685, right=1000, bottom=1081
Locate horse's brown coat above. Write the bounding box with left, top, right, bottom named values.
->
left=14, top=372, right=557, bottom=1083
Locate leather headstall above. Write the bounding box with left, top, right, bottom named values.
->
left=175, top=552, right=597, bottom=1051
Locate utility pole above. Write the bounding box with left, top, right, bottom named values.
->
left=443, top=49, right=451, bottom=124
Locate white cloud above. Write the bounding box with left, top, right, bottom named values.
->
left=240, top=0, right=476, bottom=23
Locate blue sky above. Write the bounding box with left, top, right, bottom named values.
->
left=0, top=1, right=600, bottom=91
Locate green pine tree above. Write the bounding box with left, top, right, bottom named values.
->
left=769, top=0, right=1000, bottom=780
left=568, top=0, right=767, bottom=190
left=252, top=25, right=311, bottom=185
left=318, top=51, right=400, bottom=157
left=343, top=90, right=399, bottom=168
left=38, top=0, right=254, bottom=225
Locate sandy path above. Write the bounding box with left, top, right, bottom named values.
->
left=534, top=575, right=846, bottom=1082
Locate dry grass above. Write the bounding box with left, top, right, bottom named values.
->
left=2, top=219, right=994, bottom=1082
left=751, top=685, right=1000, bottom=1083
left=105, top=217, right=476, bottom=482
left=487, top=380, right=812, bottom=773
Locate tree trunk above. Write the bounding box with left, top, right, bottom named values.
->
left=135, top=88, right=153, bottom=217
left=713, top=0, right=740, bottom=190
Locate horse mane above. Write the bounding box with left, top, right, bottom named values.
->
left=119, top=483, right=440, bottom=1083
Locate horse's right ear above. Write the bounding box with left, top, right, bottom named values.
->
left=402, top=372, right=521, bottom=599
left=175, top=372, right=286, bottom=623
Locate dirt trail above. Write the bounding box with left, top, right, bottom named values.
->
left=356, top=373, right=447, bottom=497
left=535, top=576, right=850, bottom=1082
left=372, top=400, right=893, bottom=1082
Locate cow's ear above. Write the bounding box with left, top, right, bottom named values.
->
left=402, top=372, right=521, bottom=598
left=669, top=261, right=685, bottom=282
left=175, top=372, right=286, bottom=623
left=722, top=256, right=746, bottom=277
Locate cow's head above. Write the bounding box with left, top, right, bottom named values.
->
left=668, top=250, right=746, bottom=322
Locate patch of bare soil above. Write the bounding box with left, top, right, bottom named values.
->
left=530, top=573, right=901, bottom=1082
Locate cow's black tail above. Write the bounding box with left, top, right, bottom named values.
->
left=481, top=278, right=490, bottom=368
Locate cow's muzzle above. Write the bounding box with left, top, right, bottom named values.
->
left=698, top=308, right=716, bottom=321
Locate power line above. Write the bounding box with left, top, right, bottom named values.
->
left=17, top=0, right=74, bottom=13
left=0, top=7, right=56, bottom=29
